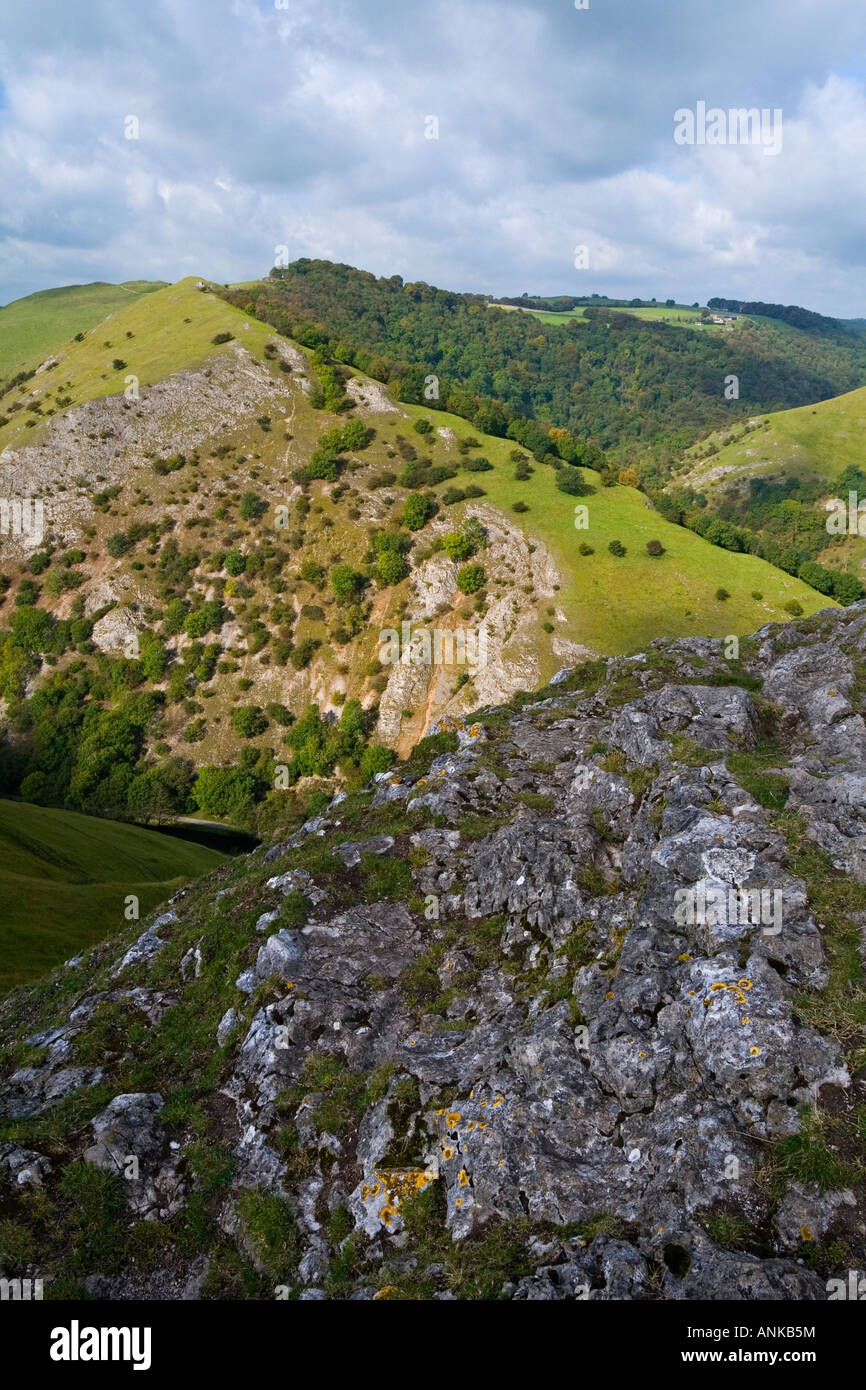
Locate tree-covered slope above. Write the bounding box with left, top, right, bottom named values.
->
left=218, top=261, right=866, bottom=461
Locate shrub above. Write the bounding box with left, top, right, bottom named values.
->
left=401, top=493, right=435, bottom=531
left=376, top=549, right=408, bottom=586
left=232, top=705, right=269, bottom=738
left=456, top=563, right=485, bottom=594
left=556, top=466, right=595, bottom=497
left=783, top=600, right=804, bottom=616
left=442, top=531, right=473, bottom=563
left=330, top=565, right=364, bottom=601
left=715, top=587, right=730, bottom=601
left=224, top=546, right=246, bottom=576
left=240, top=491, right=266, bottom=522
left=107, top=532, right=133, bottom=558
left=646, top=539, right=665, bottom=556
left=212, top=332, right=234, bottom=344
left=608, top=540, right=626, bottom=557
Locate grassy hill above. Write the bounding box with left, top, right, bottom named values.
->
left=673, top=385, right=866, bottom=583
left=0, top=281, right=168, bottom=385
left=0, top=799, right=223, bottom=990
left=0, top=273, right=838, bottom=840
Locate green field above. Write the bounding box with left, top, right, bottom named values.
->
left=0, top=799, right=224, bottom=990
left=0, top=280, right=167, bottom=384
left=490, top=302, right=720, bottom=330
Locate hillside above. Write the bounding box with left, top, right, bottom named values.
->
left=668, top=386, right=866, bottom=598
left=0, top=275, right=832, bottom=838
left=0, top=601, right=863, bottom=1300
left=0, top=281, right=167, bottom=385
left=218, top=261, right=866, bottom=460
left=0, top=798, right=223, bottom=989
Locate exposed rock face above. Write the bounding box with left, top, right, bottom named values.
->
left=377, top=504, right=565, bottom=748
left=0, top=347, right=293, bottom=554
left=2, top=602, right=865, bottom=1300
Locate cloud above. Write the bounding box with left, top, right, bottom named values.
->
left=0, top=0, right=864, bottom=314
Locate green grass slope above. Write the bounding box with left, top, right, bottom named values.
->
left=392, top=403, right=834, bottom=658
left=0, top=275, right=833, bottom=664
left=0, top=799, right=224, bottom=989
left=680, top=384, right=866, bottom=491
left=675, top=384, right=866, bottom=577
left=0, top=277, right=279, bottom=454
left=0, top=281, right=168, bottom=384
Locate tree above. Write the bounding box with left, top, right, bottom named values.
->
left=224, top=546, right=247, bottom=576
left=192, top=766, right=257, bottom=822
left=376, top=550, right=408, bottom=586
left=401, top=493, right=435, bottom=531
left=456, top=563, right=485, bottom=594
left=330, top=564, right=364, bottom=601
left=556, top=467, right=595, bottom=497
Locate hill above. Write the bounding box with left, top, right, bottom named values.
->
left=0, top=600, right=863, bottom=1299
left=0, top=798, right=223, bottom=989
left=666, top=385, right=866, bottom=601
left=0, top=275, right=831, bottom=840
left=0, top=281, right=168, bottom=385
left=218, top=261, right=866, bottom=462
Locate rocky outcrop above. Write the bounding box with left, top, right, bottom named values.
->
left=1, top=602, right=865, bottom=1300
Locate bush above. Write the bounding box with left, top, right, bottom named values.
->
left=463, top=455, right=492, bottom=473
left=376, top=549, right=408, bottom=586
left=212, top=332, right=234, bottom=344
left=330, top=565, right=364, bottom=601
left=442, top=531, right=473, bottom=563
left=401, top=493, right=436, bottom=531
left=107, top=532, right=133, bottom=558
left=715, top=587, right=730, bottom=601
left=456, top=563, right=485, bottom=594
left=556, top=467, right=595, bottom=497
left=646, top=539, right=665, bottom=556
left=240, top=491, right=266, bottom=522
left=231, top=705, right=269, bottom=738
left=783, top=600, right=804, bottom=616
left=512, top=501, right=529, bottom=513
left=413, top=418, right=433, bottom=435
left=224, top=546, right=246, bottom=576
left=608, top=540, right=626, bottom=557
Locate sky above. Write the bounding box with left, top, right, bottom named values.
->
left=1, top=0, right=865, bottom=314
